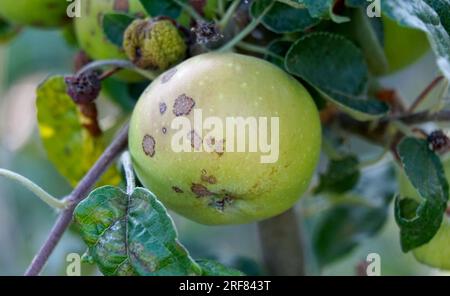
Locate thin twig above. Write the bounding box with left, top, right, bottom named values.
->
left=218, top=2, right=274, bottom=52
left=392, top=109, right=450, bottom=125
left=408, top=75, right=445, bottom=113
left=24, top=124, right=129, bottom=276
left=0, top=169, right=67, bottom=209
left=77, top=59, right=158, bottom=81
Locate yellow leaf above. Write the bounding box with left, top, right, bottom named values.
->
left=36, top=76, right=120, bottom=187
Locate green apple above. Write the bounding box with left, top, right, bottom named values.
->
left=0, top=0, right=69, bottom=27
left=74, top=0, right=147, bottom=81
left=398, top=159, right=450, bottom=270
left=413, top=216, right=450, bottom=270
left=129, top=53, right=322, bottom=225
left=383, top=15, right=430, bottom=73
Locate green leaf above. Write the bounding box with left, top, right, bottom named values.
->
left=398, top=138, right=448, bottom=204
left=315, top=155, right=360, bottom=194
left=395, top=196, right=446, bottom=252
left=382, top=0, right=450, bottom=80
left=252, top=1, right=319, bottom=33
left=396, top=137, right=449, bottom=252
left=74, top=186, right=202, bottom=276
left=139, top=0, right=182, bottom=19
left=36, top=76, right=120, bottom=187
left=102, top=79, right=141, bottom=112
left=285, top=32, right=389, bottom=121
left=313, top=200, right=388, bottom=266
left=265, top=39, right=292, bottom=69
left=197, top=259, right=245, bottom=276
left=102, top=13, right=135, bottom=48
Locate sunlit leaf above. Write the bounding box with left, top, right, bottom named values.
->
left=36, top=76, right=120, bottom=187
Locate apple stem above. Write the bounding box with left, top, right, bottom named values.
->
left=77, top=59, right=158, bottom=81
left=235, top=41, right=283, bottom=59
left=121, top=151, right=136, bottom=196
left=258, top=208, right=306, bottom=275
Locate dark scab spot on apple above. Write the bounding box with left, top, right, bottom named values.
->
left=142, top=135, right=156, bottom=157
left=201, top=170, right=217, bottom=184
left=162, top=127, right=167, bottom=134
left=188, top=130, right=203, bottom=151
left=172, top=186, right=184, bottom=193
left=173, top=94, right=195, bottom=116
left=113, top=0, right=129, bottom=12
left=162, top=68, right=177, bottom=84
left=159, top=102, right=167, bottom=114
left=209, top=193, right=234, bottom=212
left=191, top=183, right=213, bottom=198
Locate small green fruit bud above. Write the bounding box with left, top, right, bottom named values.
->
left=123, top=19, right=187, bottom=71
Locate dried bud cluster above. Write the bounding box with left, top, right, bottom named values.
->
left=64, top=71, right=101, bottom=104
left=191, top=22, right=223, bottom=45
left=428, top=130, right=450, bottom=154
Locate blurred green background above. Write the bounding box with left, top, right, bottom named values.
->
left=0, top=27, right=447, bottom=276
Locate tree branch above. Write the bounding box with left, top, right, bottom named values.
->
left=24, top=124, right=129, bottom=276
left=391, top=109, right=450, bottom=125
left=258, top=208, right=306, bottom=275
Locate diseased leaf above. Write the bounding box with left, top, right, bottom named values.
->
left=396, top=137, right=449, bottom=251
left=315, top=155, right=360, bottom=194
left=36, top=76, right=120, bottom=187
left=102, top=13, right=135, bottom=47
left=74, top=186, right=202, bottom=276
left=197, top=259, right=245, bottom=276
left=286, top=32, right=389, bottom=121
left=382, top=0, right=450, bottom=80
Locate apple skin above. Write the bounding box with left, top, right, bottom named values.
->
left=74, top=0, right=147, bottom=81
left=383, top=15, right=430, bottom=73
left=398, top=160, right=450, bottom=270
left=0, top=0, right=69, bottom=27
left=129, top=53, right=322, bottom=225
left=413, top=217, right=450, bottom=270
